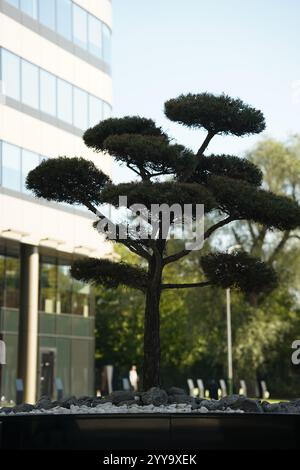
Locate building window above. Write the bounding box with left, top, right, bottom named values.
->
left=57, top=261, right=72, bottom=314
left=4, top=255, right=20, bottom=309
left=21, top=60, right=39, bottom=109
left=38, top=0, right=56, bottom=31
left=73, top=86, right=88, bottom=130
left=2, top=142, right=21, bottom=192
left=73, top=4, right=87, bottom=50
left=72, top=280, right=90, bottom=317
left=0, top=244, right=20, bottom=309
left=88, top=15, right=102, bottom=59
left=103, top=102, right=112, bottom=120
left=21, top=149, right=40, bottom=193
left=102, top=24, right=111, bottom=64
left=20, top=0, right=38, bottom=19
left=0, top=254, right=4, bottom=307
left=56, top=0, right=72, bottom=41
left=57, top=78, right=73, bottom=124
left=40, top=70, right=56, bottom=117
left=39, top=257, right=57, bottom=314
left=5, top=0, right=19, bottom=7
left=1, top=48, right=109, bottom=132
left=1, top=49, right=20, bottom=100
left=89, top=95, right=103, bottom=128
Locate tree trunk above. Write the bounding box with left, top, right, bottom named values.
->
left=143, top=256, right=163, bottom=390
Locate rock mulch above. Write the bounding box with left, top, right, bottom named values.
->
left=1, top=387, right=299, bottom=415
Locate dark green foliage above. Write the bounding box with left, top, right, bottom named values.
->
left=71, top=258, right=148, bottom=290
left=103, top=134, right=192, bottom=178
left=164, top=93, right=266, bottom=136
left=200, top=251, right=278, bottom=294
left=99, top=181, right=216, bottom=213
left=187, top=154, right=263, bottom=187
left=26, top=157, right=110, bottom=206
left=208, top=175, right=300, bottom=230
left=84, top=116, right=168, bottom=152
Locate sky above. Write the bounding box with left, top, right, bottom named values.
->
left=110, top=0, right=300, bottom=182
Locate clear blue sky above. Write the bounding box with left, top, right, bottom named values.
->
left=111, top=0, right=300, bottom=182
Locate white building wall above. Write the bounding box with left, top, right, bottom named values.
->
left=0, top=1, right=113, bottom=258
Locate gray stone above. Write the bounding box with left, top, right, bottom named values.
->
left=109, top=390, right=135, bottom=405
left=168, top=394, right=194, bottom=405
left=59, top=396, right=78, bottom=409
left=167, top=387, right=186, bottom=396
left=229, top=397, right=263, bottom=413
left=0, top=407, right=13, bottom=414
left=116, top=400, right=137, bottom=407
left=13, top=403, right=35, bottom=413
left=36, top=395, right=54, bottom=410
left=141, top=387, right=168, bottom=406
left=219, top=395, right=241, bottom=408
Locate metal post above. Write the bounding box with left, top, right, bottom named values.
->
left=226, top=288, right=233, bottom=395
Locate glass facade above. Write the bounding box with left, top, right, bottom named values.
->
left=4, top=0, right=112, bottom=66
left=39, top=255, right=94, bottom=316
left=0, top=140, right=44, bottom=194
left=0, top=242, right=94, bottom=316
left=0, top=48, right=112, bottom=131
left=0, top=243, right=20, bottom=309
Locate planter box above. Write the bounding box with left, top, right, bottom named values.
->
left=1, top=413, right=300, bottom=450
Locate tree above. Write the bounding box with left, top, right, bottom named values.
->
left=26, top=92, right=300, bottom=390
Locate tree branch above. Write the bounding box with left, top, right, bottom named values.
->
left=161, top=281, right=212, bottom=289
left=163, top=216, right=235, bottom=266
left=196, top=131, right=215, bottom=156
left=268, top=230, right=290, bottom=265
left=204, top=216, right=234, bottom=239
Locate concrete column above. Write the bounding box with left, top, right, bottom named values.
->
left=18, top=244, right=39, bottom=404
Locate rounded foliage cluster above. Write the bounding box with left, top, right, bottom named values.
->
left=103, top=134, right=192, bottom=178
left=200, top=251, right=278, bottom=294
left=99, top=181, right=216, bottom=213
left=208, top=175, right=300, bottom=230
left=83, top=116, right=168, bottom=152
left=187, top=154, right=263, bottom=187
left=71, top=258, right=148, bottom=290
left=164, top=93, right=266, bottom=136
left=26, top=157, right=110, bottom=206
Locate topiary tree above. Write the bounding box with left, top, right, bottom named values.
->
left=26, top=93, right=300, bottom=390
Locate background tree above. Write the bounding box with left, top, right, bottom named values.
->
left=27, top=93, right=300, bottom=390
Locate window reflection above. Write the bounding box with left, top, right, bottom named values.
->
left=6, top=0, right=19, bottom=7
left=56, top=0, right=72, bottom=41
left=102, top=24, right=111, bottom=64
left=21, top=60, right=39, bottom=109
left=1, top=48, right=112, bottom=131
left=88, top=15, right=102, bottom=58
left=2, top=50, right=20, bottom=100
left=73, top=4, right=87, bottom=50
left=0, top=243, right=20, bottom=309
left=2, top=142, right=21, bottom=192
left=39, top=256, right=94, bottom=316
left=73, top=87, right=88, bottom=130
left=38, top=0, right=56, bottom=30
left=4, top=0, right=112, bottom=66
left=22, top=149, right=40, bottom=193
left=57, top=261, right=72, bottom=314
left=89, top=95, right=103, bottom=127
left=39, top=257, right=57, bottom=314
left=57, top=79, right=73, bottom=124
left=20, top=0, right=37, bottom=19
left=40, top=70, right=56, bottom=116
